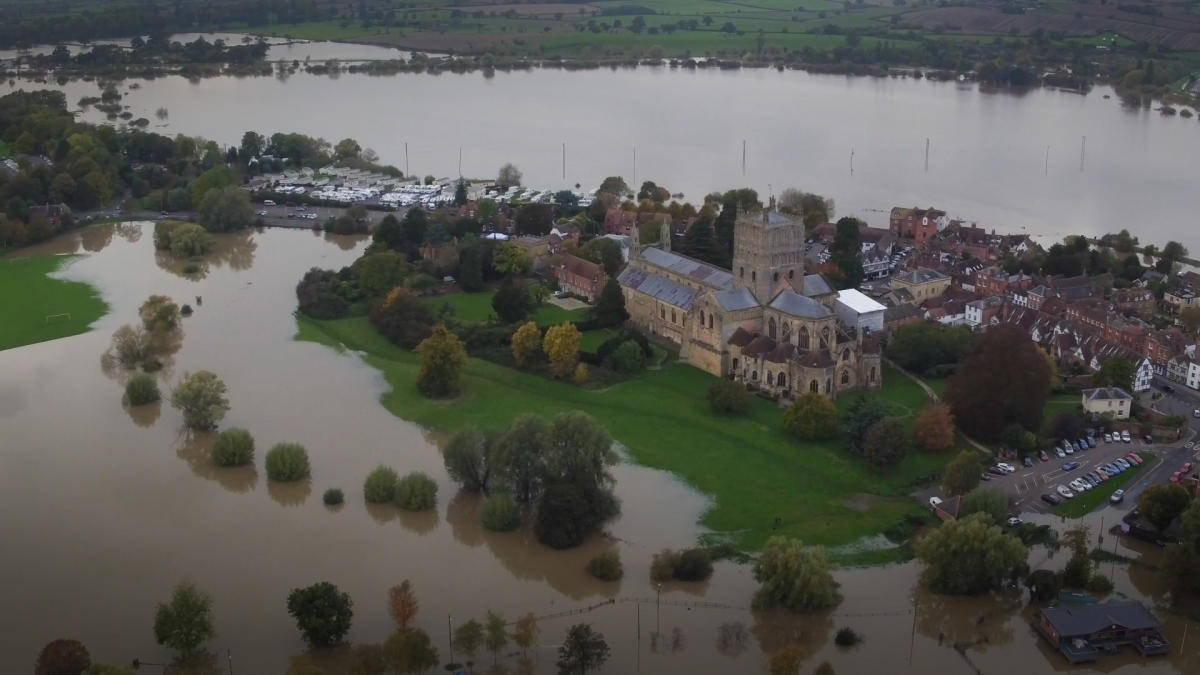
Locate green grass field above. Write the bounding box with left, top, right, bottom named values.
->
left=423, top=291, right=587, bottom=326
left=0, top=139, right=10, bottom=157
left=298, top=314, right=952, bottom=558
left=1055, top=452, right=1152, bottom=518
left=0, top=255, right=108, bottom=351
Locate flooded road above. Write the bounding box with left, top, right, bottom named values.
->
left=1, top=224, right=1195, bottom=673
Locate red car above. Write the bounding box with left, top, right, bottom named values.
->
left=1170, top=471, right=1182, bottom=483
left=1126, top=453, right=1142, bottom=465
left=1183, top=462, right=1193, bottom=473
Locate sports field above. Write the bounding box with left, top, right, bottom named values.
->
left=0, top=255, right=108, bottom=351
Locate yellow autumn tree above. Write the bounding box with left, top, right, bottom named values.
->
left=912, top=403, right=956, bottom=453
left=415, top=324, right=467, bottom=398
left=388, top=580, right=419, bottom=632
left=511, top=321, right=541, bottom=367
left=542, top=322, right=581, bottom=379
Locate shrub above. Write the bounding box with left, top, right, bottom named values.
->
left=180, top=304, right=193, bottom=316
left=587, top=551, right=624, bottom=581
left=480, top=493, right=521, bottom=531
left=394, top=472, right=437, bottom=511
left=607, top=340, right=645, bottom=374
left=182, top=262, right=201, bottom=275
left=674, top=548, right=714, bottom=581
left=571, top=362, right=589, bottom=385
left=211, top=428, right=255, bottom=467
left=265, top=443, right=311, bottom=481
left=323, top=488, right=344, bottom=506
left=124, top=374, right=160, bottom=406
left=834, top=627, right=860, bottom=646
left=534, top=483, right=592, bottom=549
left=651, top=549, right=681, bottom=582
left=1086, top=574, right=1114, bottom=594
left=363, top=466, right=399, bottom=503
left=707, top=379, right=750, bottom=415
left=35, top=639, right=91, bottom=675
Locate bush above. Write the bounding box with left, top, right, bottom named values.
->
left=211, top=428, right=255, bottom=467
left=363, top=466, right=399, bottom=503
left=180, top=304, right=193, bottom=316
left=182, top=262, right=200, bottom=275
left=265, top=443, right=311, bottom=481
left=394, top=471, right=437, bottom=511
left=35, top=639, right=91, bottom=675
left=587, top=551, right=624, bottom=581
left=674, top=548, right=714, bottom=581
left=650, top=549, right=681, bottom=582
left=834, top=627, right=861, bottom=646
left=535, top=483, right=591, bottom=549
left=707, top=379, right=750, bottom=415
left=323, top=488, right=344, bottom=506
left=607, top=340, right=645, bottom=374
left=571, top=362, right=589, bottom=385
left=480, top=493, right=521, bottom=531
left=1086, top=574, right=1114, bottom=594
left=124, top=373, right=160, bottom=405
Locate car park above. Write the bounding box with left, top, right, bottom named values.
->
left=1042, top=493, right=1062, bottom=505
left=1057, top=485, right=1075, bottom=499
left=1110, top=489, right=1125, bottom=504
left=1063, top=461, right=1079, bottom=471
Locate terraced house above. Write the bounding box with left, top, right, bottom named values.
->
left=619, top=205, right=882, bottom=400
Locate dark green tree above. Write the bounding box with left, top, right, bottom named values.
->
left=829, top=217, right=864, bottom=289
left=945, top=325, right=1051, bottom=440
left=593, top=278, right=628, bottom=328
left=840, top=396, right=888, bottom=453
left=286, top=582, right=354, bottom=647
left=555, top=624, right=610, bottom=675
left=863, top=418, right=909, bottom=470
left=492, top=282, right=534, bottom=324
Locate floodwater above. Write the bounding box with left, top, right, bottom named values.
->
left=2, top=224, right=1197, bottom=673
left=7, top=61, right=1200, bottom=248
left=0, top=33, right=407, bottom=64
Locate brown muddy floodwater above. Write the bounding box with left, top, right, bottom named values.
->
left=1, top=224, right=1196, bottom=674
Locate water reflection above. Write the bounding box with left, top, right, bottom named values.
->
left=267, top=479, right=311, bottom=507
left=914, top=588, right=1021, bottom=652
left=175, top=431, right=259, bottom=494
left=750, top=608, right=832, bottom=669
left=324, top=230, right=369, bottom=251
left=125, top=400, right=162, bottom=428
left=80, top=224, right=114, bottom=252
left=397, top=508, right=439, bottom=535
left=154, top=229, right=257, bottom=280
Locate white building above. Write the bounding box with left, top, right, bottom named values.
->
left=1081, top=387, right=1133, bottom=420
left=835, top=289, right=886, bottom=333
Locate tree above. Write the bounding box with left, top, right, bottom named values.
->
left=864, top=418, right=908, bottom=470
left=364, top=466, right=399, bottom=503
left=828, top=217, right=864, bottom=289
left=387, top=580, right=419, bottom=632
left=349, top=644, right=387, bottom=675
left=543, top=322, right=582, bottom=379
left=453, top=619, right=484, bottom=663
left=497, top=163, right=522, bottom=188
left=153, top=582, right=214, bottom=658
left=912, top=404, right=955, bottom=452
left=958, top=488, right=1009, bottom=525
left=333, top=138, right=361, bottom=159
left=886, top=323, right=971, bottom=375
left=265, top=443, right=310, bottom=481
left=105, top=325, right=154, bottom=369
left=708, top=379, right=751, bottom=415
left=840, top=396, right=888, bottom=453
left=1180, top=306, right=1200, bottom=334
left=415, top=324, right=467, bottom=398
left=357, top=250, right=407, bottom=298
left=586, top=550, right=624, bottom=581
left=608, top=340, right=645, bottom=374
left=1138, top=483, right=1191, bottom=532
left=1160, top=499, right=1200, bottom=595
left=369, top=288, right=435, bottom=350
left=1026, top=569, right=1061, bottom=603
left=784, top=393, right=839, bottom=441
left=454, top=179, right=468, bottom=206
left=576, top=237, right=623, bottom=277
left=1050, top=412, right=1085, bottom=443
left=914, top=513, right=1028, bottom=595
left=395, top=472, right=438, bottom=511
left=752, top=536, right=840, bottom=611
left=556, top=624, right=610, bottom=675
left=492, top=414, right=551, bottom=504
left=457, top=241, right=485, bottom=292
left=124, top=373, right=161, bottom=406
left=211, top=428, right=254, bottom=467
left=513, top=614, right=539, bottom=657
left=190, top=166, right=238, bottom=206
left=768, top=646, right=805, bottom=675
left=536, top=483, right=593, bottom=549
left=196, top=186, right=254, bottom=232
left=384, top=628, right=439, bottom=674
left=239, top=131, right=264, bottom=160
left=593, top=278, right=628, bottom=328
left=941, top=451, right=981, bottom=497
left=35, top=639, right=91, bottom=675
left=678, top=218, right=717, bottom=262
left=492, top=282, right=535, bottom=324
left=170, top=370, right=230, bottom=430
left=443, top=427, right=491, bottom=492
left=1161, top=240, right=1188, bottom=267
left=945, top=325, right=1051, bottom=440
left=484, top=611, right=508, bottom=665
left=511, top=321, right=541, bottom=367
left=166, top=224, right=214, bottom=257
left=1093, top=356, right=1135, bottom=392
left=492, top=242, right=531, bottom=278
left=480, top=493, right=521, bottom=531
left=597, top=176, right=629, bottom=197
left=286, top=582, right=353, bottom=647
left=1061, top=525, right=1093, bottom=589
left=139, top=295, right=180, bottom=334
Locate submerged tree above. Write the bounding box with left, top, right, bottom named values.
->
left=286, top=582, right=353, bottom=647
left=152, top=582, right=214, bottom=659
left=556, top=624, right=610, bottom=675
left=752, top=536, right=840, bottom=611
left=170, top=370, right=230, bottom=430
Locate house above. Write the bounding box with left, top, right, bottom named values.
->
left=891, top=267, right=951, bottom=303
left=1164, top=285, right=1197, bottom=314
left=862, top=249, right=891, bottom=280
left=556, top=254, right=607, bottom=302
left=1033, top=601, right=1168, bottom=664
left=889, top=206, right=947, bottom=245
left=1111, top=288, right=1156, bottom=316
left=884, top=303, right=923, bottom=332
left=1166, top=356, right=1200, bottom=390
left=26, top=203, right=74, bottom=229
left=974, top=266, right=1032, bottom=297
left=965, top=296, right=1004, bottom=330
left=859, top=226, right=896, bottom=255
left=602, top=208, right=638, bottom=236
left=835, top=289, right=886, bottom=333
left=1081, top=387, right=1132, bottom=420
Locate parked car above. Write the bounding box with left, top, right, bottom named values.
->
left=1055, top=448, right=1066, bottom=458
left=1144, top=435, right=1153, bottom=444
left=1183, top=462, right=1193, bottom=473
left=1163, top=384, right=1175, bottom=394
left=1127, top=453, right=1143, bottom=465
left=1023, top=456, right=1034, bottom=468
left=1122, top=430, right=1132, bottom=443
left=1084, top=437, right=1095, bottom=449
left=980, top=472, right=992, bottom=481
left=1064, top=445, right=1074, bottom=455
left=1192, top=408, right=1199, bottom=418
left=997, top=462, right=1016, bottom=474
left=1042, top=493, right=1062, bottom=505
left=1006, top=516, right=1022, bottom=526
left=257, top=210, right=267, bottom=216
left=1063, top=461, right=1080, bottom=471
left=1057, top=485, right=1076, bottom=499
left=1170, top=471, right=1182, bottom=483
left=1115, top=458, right=1131, bottom=470
left=988, top=466, right=1006, bottom=476
left=1104, top=433, right=1113, bottom=443
left=1096, top=467, right=1110, bottom=479
left=263, top=199, right=276, bottom=206
left=1040, top=450, right=1049, bottom=462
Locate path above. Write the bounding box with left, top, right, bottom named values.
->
left=883, top=357, right=992, bottom=456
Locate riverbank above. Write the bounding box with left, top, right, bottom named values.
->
left=0, top=255, right=107, bottom=351
left=296, top=313, right=956, bottom=562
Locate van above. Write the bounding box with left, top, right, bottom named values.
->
left=263, top=199, right=276, bottom=206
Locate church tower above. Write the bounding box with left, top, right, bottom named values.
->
left=731, top=202, right=806, bottom=303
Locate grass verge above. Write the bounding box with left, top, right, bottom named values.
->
left=0, top=255, right=108, bottom=351
left=297, top=314, right=952, bottom=553
left=423, top=290, right=586, bottom=326
left=1055, top=452, right=1152, bottom=518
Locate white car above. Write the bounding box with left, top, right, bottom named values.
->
left=1121, top=430, right=1132, bottom=443
left=1070, top=479, right=1091, bottom=492
left=1104, top=433, right=1112, bottom=443
left=996, top=462, right=1015, bottom=474
left=1057, top=485, right=1076, bottom=499
left=1055, top=448, right=1066, bottom=458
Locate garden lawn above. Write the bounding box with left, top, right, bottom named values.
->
left=423, top=290, right=586, bottom=326
left=0, top=255, right=108, bottom=351
left=1055, top=453, right=1152, bottom=518
left=298, top=315, right=950, bottom=556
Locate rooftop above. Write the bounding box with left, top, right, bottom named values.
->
left=769, top=289, right=834, bottom=320
left=836, top=288, right=887, bottom=314
left=894, top=267, right=949, bottom=285
left=639, top=247, right=733, bottom=290
left=1082, top=387, right=1133, bottom=402
left=1040, top=601, right=1160, bottom=637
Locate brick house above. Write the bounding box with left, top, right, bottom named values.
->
left=889, top=206, right=946, bottom=246
left=555, top=254, right=608, bottom=302
left=1111, top=288, right=1156, bottom=316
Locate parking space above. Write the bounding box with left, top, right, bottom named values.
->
left=255, top=203, right=395, bottom=230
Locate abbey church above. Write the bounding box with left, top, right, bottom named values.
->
left=617, top=205, right=882, bottom=399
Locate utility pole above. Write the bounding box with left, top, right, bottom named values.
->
left=1044, top=145, right=1050, bottom=175
left=636, top=600, right=641, bottom=672
left=562, top=142, right=566, bottom=180
left=908, top=596, right=918, bottom=666
left=448, top=615, right=454, bottom=662
left=1079, top=135, right=1086, bottom=172
left=632, top=146, right=637, bottom=188
left=742, top=139, right=746, bottom=176
left=227, top=649, right=233, bottom=675
left=656, top=584, right=662, bottom=637
left=850, top=148, right=854, bottom=176
left=457, top=147, right=462, bottom=177
left=404, top=142, right=409, bottom=178
left=924, top=138, right=930, bottom=174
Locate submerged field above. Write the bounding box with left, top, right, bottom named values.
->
left=298, top=314, right=954, bottom=559
left=0, top=255, right=107, bottom=351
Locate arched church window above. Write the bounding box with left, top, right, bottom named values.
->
left=841, top=370, right=850, bottom=385
left=708, top=314, right=713, bottom=329
left=842, top=349, right=849, bottom=362
left=825, top=379, right=832, bottom=394
left=810, top=380, right=819, bottom=393
left=732, top=358, right=739, bottom=371
left=821, top=326, right=831, bottom=348
left=740, top=266, right=744, bottom=278
left=789, top=269, right=794, bottom=279
left=752, top=271, right=756, bottom=282
left=781, top=322, right=791, bottom=342
left=799, top=327, right=810, bottom=350
left=870, top=366, right=877, bottom=382
left=671, top=309, right=677, bottom=323
left=660, top=306, right=665, bottom=319
left=752, top=371, right=758, bottom=381
left=777, top=372, right=786, bottom=387
left=773, top=272, right=779, bottom=282
left=768, top=318, right=777, bottom=340
left=699, top=310, right=705, bottom=326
